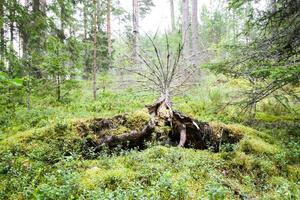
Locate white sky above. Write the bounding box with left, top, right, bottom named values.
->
left=115, top=0, right=211, bottom=36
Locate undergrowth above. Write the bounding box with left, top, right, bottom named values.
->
left=0, top=74, right=299, bottom=199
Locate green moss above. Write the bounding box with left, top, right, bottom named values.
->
left=80, top=167, right=136, bottom=190
left=256, top=112, right=298, bottom=122
left=239, top=137, right=279, bottom=156
left=0, top=123, right=82, bottom=163
left=154, top=125, right=171, bottom=135
left=125, top=109, right=151, bottom=130
left=210, top=122, right=245, bottom=139
left=286, top=165, right=300, bottom=181
left=103, top=125, right=130, bottom=136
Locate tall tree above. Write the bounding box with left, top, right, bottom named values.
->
left=170, top=0, right=175, bottom=32
left=8, top=0, right=16, bottom=77
left=107, top=0, right=112, bottom=64
left=191, top=0, right=199, bottom=66
left=0, top=0, right=5, bottom=65
left=182, top=0, right=190, bottom=59
left=132, top=0, right=139, bottom=63
left=83, top=1, right=89, bottom=79
left=92, top=0, right=98, bottom=100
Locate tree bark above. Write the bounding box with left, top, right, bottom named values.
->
left=132, top=0, right=139, bottom=63
left=182, top=0, right=190, bottom=60
left=0, top=0, right=5, bottom=64
left=170, top=0, right=175, bottom=32
left=33, top=0, right=40, bottom=13
left=92, top=0, right=98, bottom=100
left=31, top=0, right=45, bottom=78
left=107, top=0, right=112, bottom=65
left=56, top=75, right=61, bottom=101
left=191, top=0, right=199, bottom=66
left=9, top=4, right=14, bottom=77
left=83, top=2, right=89, bottom=79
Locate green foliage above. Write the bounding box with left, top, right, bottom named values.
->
left=206, top=0, right=300, bottom=112
left=0, top=76, right=299, bottom=199
left=0, top=71, right=24, bottom=132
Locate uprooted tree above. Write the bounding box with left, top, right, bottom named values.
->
left=77, top=35, right=243, bottom=152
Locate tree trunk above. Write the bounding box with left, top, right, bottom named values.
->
left=107, top=0, right=112, bottom=65
left=83, top=2, right=89, bottom=79
left=56, top=75, right=61, bottom=101
left=0, top=0, right=5, bottom=64
left=92, top=0, right=98, bottom=100
left=132, top=0, right=139, bottom=63
left=32, top=0, right=44, bottom=78
left=191, top=0, right=199, bottom=66
left=9, top=11, right=14, bottom=77
left=117, top=0, right=121, bottom=34
left=170, top=0, right=175, bottom=32
left=182, top=0, right=190, bottom=60
left=33, top=0, right=40, bottom=13
left=57, top=0, right=65, bottom=42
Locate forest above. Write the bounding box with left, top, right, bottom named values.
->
left=0, top=0, right=299, bottom=199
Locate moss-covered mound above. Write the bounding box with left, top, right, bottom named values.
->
left=0, top=111, right=299, bottom=199
left=76, top=109, right=151, bottom=138
left=75, top=109, right=245, bottom=152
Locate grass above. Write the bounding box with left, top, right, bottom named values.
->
left=0, top=74, right=299, bottom=199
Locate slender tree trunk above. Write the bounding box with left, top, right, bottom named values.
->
left=191, top=0, right=199, bottom=66
left=33, top=0, right=40, bottom=13
left=0, top=0, right=4, bottom=63
left=9, top=0, right=15, bottom=77
left=83, top=2, right=89, bottom=79
left=57, top=75, right=61, bottom=101
left=26, top=80, right=31, bottom=111
left=117, top=0, right=121, bottom=34
left=170, top=0, right=175, bottom=32
left=107, top=0, right=112, bottom=65
left=32, top=0, right=44, bottom=78
left=92, top=0, right=98, bottom=100
left=132, top=0, right=139, bottom=63
left=58, top=0, right=65, bottom=41
left=182, top=0, right=190, bottom=60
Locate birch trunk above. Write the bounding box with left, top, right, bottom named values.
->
left=132, top=0, right=139, bottom=63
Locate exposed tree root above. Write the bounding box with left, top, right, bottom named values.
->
left=76, top=99, right=243, bottom=152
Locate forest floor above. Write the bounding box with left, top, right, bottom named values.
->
left=0, top=73, right=299, bottom=199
